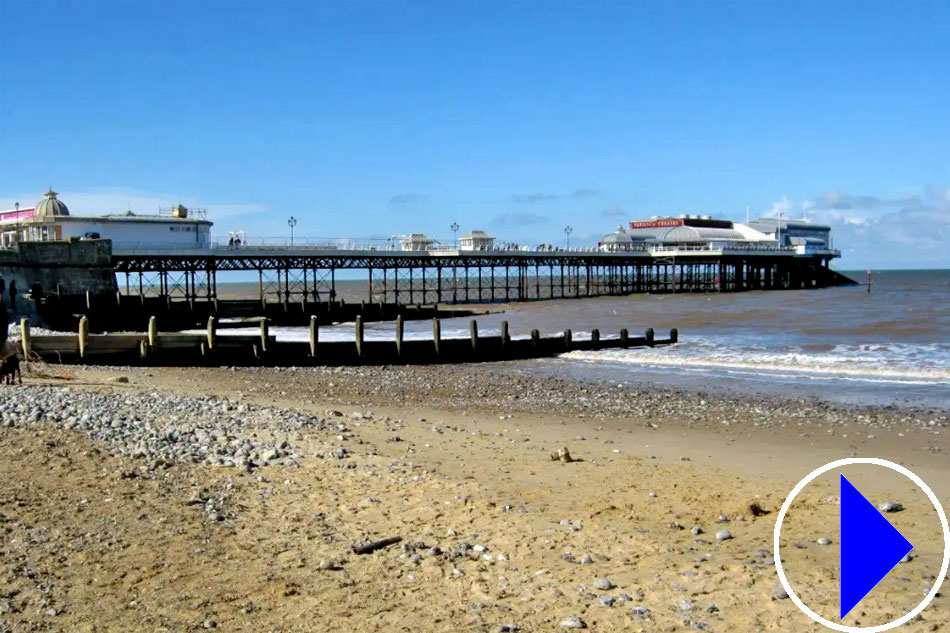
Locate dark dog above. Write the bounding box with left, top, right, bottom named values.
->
left=0, top=355, right=21, bottom=385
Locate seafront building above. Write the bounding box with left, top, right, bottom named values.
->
left=599, top=215, right=833, bottom=255
left=459, top=230, right=495, bottom=251
left=0, top=189, right=212, bottom=249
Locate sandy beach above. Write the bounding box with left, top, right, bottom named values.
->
left=0, top=363, right=947, bottom=633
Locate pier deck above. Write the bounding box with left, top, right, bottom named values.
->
left=111, top=243, right=849, bottom=306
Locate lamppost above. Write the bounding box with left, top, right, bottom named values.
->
left=564, top=225, right=573, bottom=250
left=450, top=222, right=459, bottom=247
left=288, top=216, right=297, bottom=246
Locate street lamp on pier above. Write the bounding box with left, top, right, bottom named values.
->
left=564, top=225, right=573, bottom=250
left=288, top=216, right=297, bottom=246
left=451, top=222, right=459, bottom=247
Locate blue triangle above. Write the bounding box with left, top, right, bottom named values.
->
left=840, top=474, right=914, bottom=620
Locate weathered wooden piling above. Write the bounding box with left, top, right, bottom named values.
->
left=564, top=328, right=572, bottom=351
left=670, top=328, right=678, bottom=344
left=148, top=316, right=157, bottom=348
left=501, top=320, right=510, bottom=348
left=78, top=316, right=89, bottom=358
left=432, top=318, right=441, bottom=356
left=309, top=315, right=318, bottom=357
left=206, top=316, right=217, bottom=351
left=620, top=328, right=629, bottom=348
left=395, top=314, right=404, bottom=356
left=19, top=318, right=31, bottom=358
left=591, top=328, right=600, bottom=350
left=470, top=319, right=478, bottom=353
left=531, top=329, right=540, bottom=347
left=355, top=315, right=364, bottom=357
left=645, top=327, right=654, bottom=347
left=260, top=319, right=269, bottom=353
left=85, top=290, right=92, bottom=311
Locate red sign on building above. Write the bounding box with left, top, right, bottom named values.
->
left=629, top=219, right=684, bottom=229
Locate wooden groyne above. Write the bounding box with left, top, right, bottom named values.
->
left=35, top=292, right=483, bottom=333
left=18, top=316, right=678, bottom=367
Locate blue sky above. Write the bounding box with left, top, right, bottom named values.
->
left=1, top=0, right=948, bottom=268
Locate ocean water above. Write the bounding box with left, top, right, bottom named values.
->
left=202, top=270, right=950, bottom=409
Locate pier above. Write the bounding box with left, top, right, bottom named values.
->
left=110, top=242, right=850, bottom=306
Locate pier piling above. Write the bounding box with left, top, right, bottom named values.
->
left=396, top=314, right=404, bottom=356
left=78, top=316, right=89, bottom=359
left=148, top=316, right=157, bottom=348
left=20, top=318, right=31, bottom=358
left=355, top=316, right=364, bottom=357
left=309, top=315, right=318, bottom=357
left=206, top=316, right=217, bottom=351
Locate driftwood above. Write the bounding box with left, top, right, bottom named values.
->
left=351, top=536, right=402, bottom=555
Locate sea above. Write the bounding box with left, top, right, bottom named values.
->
left=201, top=270, right=950, bottom=410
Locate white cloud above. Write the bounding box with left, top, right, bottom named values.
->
left=766, top=186, right=950, bottom=268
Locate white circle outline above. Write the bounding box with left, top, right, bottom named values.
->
left=774, top=457, right=950, bottom=632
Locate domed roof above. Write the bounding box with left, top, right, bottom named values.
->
left=602, top=226, right=633, bottom=243
left=35, top=188, right=69, bottom=219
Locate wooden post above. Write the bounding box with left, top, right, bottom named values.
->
left=86, top=290, right=92, bottom=310
left=645, top=327, right=654, bottom=347
left=564, top=328, right=572, bottom=351
left=620, top=328, right=629, bottom=348
left=309, top=315, right=318, bottom=357
left=432, top=318, right=441, bottom=356
left=395, top=314, right=404, bottom=356
left=470, top=319, right=478, bottom=353
left=867, top=269, right=872, bottom=293
left=355, top=315, right=364, bottom=358
left=531, top=329, right=540, bottom=348
left=206, top=316, right=217, bottom=351
left=19, top=318, right=31, bottom=358
left=591, top=328, right=600, bottom=350
left=78, top=315, right=89, bottom=359
left=670, top=328, right=678, bottom=344
left=148, top=316, right=157, bottom=348
left=139, top=340, right=148, bottom=359
left=501, top=320, right=510, bottom=348
left=260, top=319, right=269, bottom=354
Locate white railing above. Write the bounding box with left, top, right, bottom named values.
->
left=110, top=238, right=837, bottom=257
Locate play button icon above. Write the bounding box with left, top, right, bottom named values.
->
left=839, top=474, right=913, bottom=620
left=774, top=457, right=950, bottom=632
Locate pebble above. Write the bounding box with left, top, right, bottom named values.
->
left=560, top=616, right=586, bottom=629
left=715, top=529, right=733, bottom=541
left=817, top=537, right=832, bottom=546
left=593, top=578, right=614, bottom=590
left=691, top=526, right=704, bottom=536
left=580, top=555, right=594, bottom=565
left=878, top=501, right=903, bottom=513
left=599, top=596, right=615, bottom=607
left=0, top=385, right=338, bottom=469
left=771, top=585, right=789, bottom=600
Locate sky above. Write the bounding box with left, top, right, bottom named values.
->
left=1, top=0, right=948, bottom=269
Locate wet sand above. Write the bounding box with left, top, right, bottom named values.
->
left=0, top=364, right=947, bottom=632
